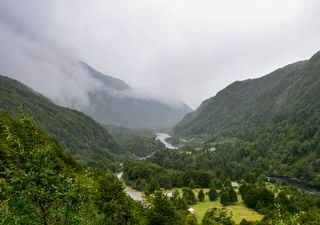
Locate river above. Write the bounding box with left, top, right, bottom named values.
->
left=155, top=133, right=178, bottom=149
left=116, top=172, right=145, bottom=202
left=115, top=133, right=177, bottom=203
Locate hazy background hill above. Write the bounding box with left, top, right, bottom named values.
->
left=80, top=62, right=192, bottom=129
left=0, top=75, right=122, bottom=170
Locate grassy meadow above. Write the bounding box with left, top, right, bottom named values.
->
left=167, top=188, right=263, bottom=224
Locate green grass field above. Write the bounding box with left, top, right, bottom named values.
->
left=167, top=188, right=263, bottom=224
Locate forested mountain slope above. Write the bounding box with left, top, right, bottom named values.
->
left=0, top=75, right=121, bottom=170
left=0, top=112, right=149, bottom=225
left=174, top=51, right=320, bottom=139
left=174, top=51, right=320, bottom=184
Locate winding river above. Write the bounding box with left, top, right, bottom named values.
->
left=116, top=172, right=145, bottom=202
left=116, top=133, right=178, bottom=203
left=155, top=133, right=178, bottom=149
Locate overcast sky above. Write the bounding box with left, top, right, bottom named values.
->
left=0, top=0, right=320, bottom=109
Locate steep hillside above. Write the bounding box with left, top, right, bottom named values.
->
left=0, top=111, right=79, bottom=171
left=174, top=52, right=320, bottom=139
left=0, top=75, right=122, bottom=170
left=80, top=63, right=191, bottom=129
left=173, top=51, right=320, bottom=184
left=0, top=112, right=148, bottom=225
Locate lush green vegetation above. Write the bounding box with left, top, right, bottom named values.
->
left=123, top=141, right=320, bottom=224
left=0, top=112, right=135, bottom=224
left=107, top=125, right=164, bottom=157
left=123, top=159, right=215, bottom=193
left=173, top=52, right=320, bottom=185
left=0, top=112, right=198, bottom=225
left=0, top=75, right=124, bottom=170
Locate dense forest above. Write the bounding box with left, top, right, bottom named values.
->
left=123, top=146, right=320, bottom=224
left=2, top=111, right=320, bottom=224
left=174, top=51, right=320, bottom=185
left=0, top=112, right=191, bottom=224
left=0, top=75, right=124, bottom=170
left=107, top=125, right=165, bottom=157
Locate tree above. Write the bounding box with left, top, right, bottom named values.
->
left=198, top=189, right=205, bottom=202
left=0, top=115, right=87, bottom=225
left=208, top=188, right=218, bottom=201
left=224, top=179, right=232, bottom=188
left=189, top=180, right=196, bottom=189
left=202, top=208, right=234, bottom=225
left=183, top=188, right=197, bottom=205
left=220, top=191, right=230, bottom=206
left=187, top=214, right=198, bottom=225
left=228, top=189, right=238, bottom=204
left=240, top=184, right=274, bottom=212
left=149, top=177, right=160, bottom=193
left=275, top=191, right=291, bottom=213
left=96, top=174, right=142, bottom=225
left=147, top=192, right=186, bottom=225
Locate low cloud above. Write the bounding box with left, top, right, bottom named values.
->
left=0, top=21, right=103, bottom=108
left=0, top=0, right=320, bottom=109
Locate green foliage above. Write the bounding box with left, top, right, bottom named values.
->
left=198, top=189, right=205, bottom=202
left=0, top=112, right=147, bottom=224
left=189, top=180, right=196, bottom=189
left=173, top=52, right=320, bottom=186
left=0, top=113, right=86, bottom=224
left=0, top=75, right=122, bottom=171
left=147, top=191, right=186, bottom=225
left=202, top=208, right=235, bottom=225
left=275, top=191, right=296, bottom=213
left=220, top=191, right=230, bottom=206
left=107, top=125, right=165, bottom=157
left=187, top=214, right=198, bottom=225
left=95, top=173, right=144, bottom=225
left=240, top=184, right=274, bottom=213
left=123, top=160, right=183, bottom=192
left=208, top=188, right=218, bottom=201
left=182, top=188, right=197, bottom=205
left=228, top=189, right=238, bottom=204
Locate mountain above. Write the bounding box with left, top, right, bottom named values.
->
left=80, top=62, right=130, bottom=91
left=80, top=62, right=191, bottom=129
left=174, top=51, right=320, bottom=139
left=173, top=51, right=320, bottom=184
left=0, top=75, right=122, bottom=170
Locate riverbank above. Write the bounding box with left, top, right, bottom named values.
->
left=270, top=175, right=320, bottom=195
